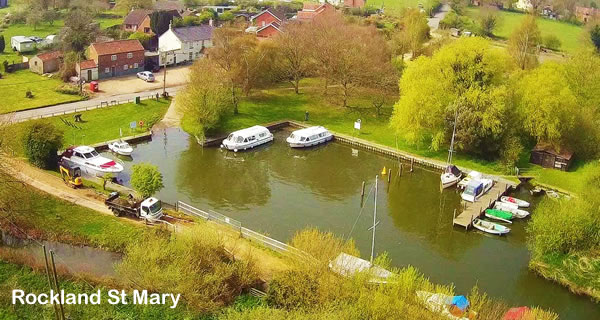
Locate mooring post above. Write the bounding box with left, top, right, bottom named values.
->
left=399, top=163, right=403, bottom=176
left=387, top=170, right=391, bottom=183
left=453, top=209, right=456, bottom=221
left=410, top=158, right=414, bottom=172
left=175, top=201, right=179, bottom=212
left=360, top=181, right=365, bottom=206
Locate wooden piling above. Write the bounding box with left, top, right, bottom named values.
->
left=399, top=163, right=403, bottom=176
left=387, top=170, right=391, bottom=183
left=360, top=181, right=365, bottom=206
left=50, top=251, right=65, bottom=320
left=43, top=246, right=60, bottom=320
left=410, top=158, right=414, bottom=172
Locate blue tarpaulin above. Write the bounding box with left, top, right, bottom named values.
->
left=451, top=295, right=469, bottom=311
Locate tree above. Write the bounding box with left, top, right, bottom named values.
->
left=129, top=32, right=153, bottom=49
left=23, top=121, right=63, bottom=169
left=517, top=62, right=576, bottom=149
left=589, top=23, right=600, bottom=53
left=508, top=15, right=541, bottom=70
left=60, top=9, right=100, bottom=55
left=130, top=163, right=164, bottom=198
left=26, top=10, right=43, bottom=30
left=393, top=8, right=430, bottom=60
left=272, top=22, right=313, bottom=94
left=42, top=9, right=59, bottom=26
left=150, top=11, right=176, bottom=36
left=117, top=0, right=152, bottom=11
left=543, top=34, right=561, bottom=50
left=0, top=35, right=5, bottom=53
left=478, top=6, right=500, bottom=37
left=178, top=59, right=232, bottom=140
left=391, top=37, right=515, bottom=157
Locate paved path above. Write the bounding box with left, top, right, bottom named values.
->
left=428, top=3, right=451, bottom=31
left=1, top=85, right=185, bottom=123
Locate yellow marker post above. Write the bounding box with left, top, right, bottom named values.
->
left=381, top=166, right=387, bottom=175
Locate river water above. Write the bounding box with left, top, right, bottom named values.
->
left=106, top=128, right=599, bottom=319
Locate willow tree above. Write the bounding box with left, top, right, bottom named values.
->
left=508, top=15, right=541, bottom=70
left=390, top=37, right=515, bottom=158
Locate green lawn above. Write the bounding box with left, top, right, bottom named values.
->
left=6, top=98, right=170, bottom=155
left=465, top=7, right=585, bottom=53
left=0, top=70, right=82, bottom=114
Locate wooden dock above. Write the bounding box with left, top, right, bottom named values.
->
left=453, top=182, right=513, bottom=229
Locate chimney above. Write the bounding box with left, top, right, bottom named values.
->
left=209, top=18, right=213, bottom=27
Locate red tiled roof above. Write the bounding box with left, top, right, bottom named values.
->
left=36, top=51, right=62, bottom=62
left=303, top=2, right=321, bottom=10
left=79, top=59, right=97, bottom=70
left=297, top=10, right=318, bottom=21
left=90, top=39, right=145, bottom=56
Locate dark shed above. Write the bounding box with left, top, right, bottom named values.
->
left=529, top=142, right=574, bottom=171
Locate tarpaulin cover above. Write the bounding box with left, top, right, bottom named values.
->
left=451, top=295, right=469, bottom=311
left=503, top=306, right=529, bottom=320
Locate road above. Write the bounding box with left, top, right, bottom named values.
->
left=1, top=85, right=185, bottom=123
left=428, top=3, right=451, bottom=31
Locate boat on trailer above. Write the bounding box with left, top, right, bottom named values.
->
left=500, top=196, right=530, bottom=208
left=60, top=146, right=123, bottom=177
left=494, top=201, right=530, bottom=218
left=221, top=126, right=273, bottom=152
left=286, top=126, right=333, bottom=148
left=472, top=218, right=510, bottom=235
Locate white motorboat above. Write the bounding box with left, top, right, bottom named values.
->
left=441, top=165, right=462, bottom=188
left=61, top=146, right=123, bottom=177
left=500, top=196, right=530, bottom=208
left=221, top=125, right=273, bottom=152
left=457, top=171, right=482, bottom=190
left=286, top=126, right=333, bottom=148
left=461, top=178, right=493, bottom=202
left=472, top=218, right=510, bottom=235
left=494, top=201, right=530, bottom=218
left=107, top=140, right=133, bottom=156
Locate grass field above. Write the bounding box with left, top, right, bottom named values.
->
left=6, top=98, right=170, bottom=155
left=0, top=70, right=82, bottom=114
left=465, top=7, right=585, bottom=53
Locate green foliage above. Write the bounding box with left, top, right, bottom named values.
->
left=508, top=15, right=541, bottom=70
left=477, top=7, right=500, bottom=37
left=150, top=10, right=174, bottom=35
left=393, top=8, right=430, bottom=58
left=289, top=228, right=359, bottom=263
left=0, top=34, right=4, bottom=53
left=117, top=224, right=258, bottom=313
left=130, top=163, right=164, bottom=198
left=590, top=23, right=600, bottom=53
left=60, top=9, right=100, bottom=53
left=22, top=121, right=63, bottom=169
left=55, top=84, right=80, bottom=95
left=219, top=11, right=235, bottom=21
left=543, top=34, right=561, bottom=50
left=128, top=31, right=153, bottom=49
left=391, top=37, right=515, bottom=158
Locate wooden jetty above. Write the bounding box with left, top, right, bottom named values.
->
left=453, top=182, right=514, bottom=229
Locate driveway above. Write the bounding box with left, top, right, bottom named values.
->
left=94, top=65, right=191, bottom=97
left=428, top=3, right=451, bottom=31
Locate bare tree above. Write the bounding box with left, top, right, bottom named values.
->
left=272, top=22, right=314, bottom=94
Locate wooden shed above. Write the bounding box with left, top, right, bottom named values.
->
left=529, top=143, right=574, bottom=171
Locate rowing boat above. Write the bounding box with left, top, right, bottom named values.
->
left=500, top=196, right=530, bottom=208
left=472, top=218, right=510, bottom=235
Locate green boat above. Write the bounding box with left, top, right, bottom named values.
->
left=485, top=209, right=513, bottom=221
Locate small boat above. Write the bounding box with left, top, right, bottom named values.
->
left=500, top=196, right=530, bottom=208
left=286, top=126, right=333, bottom=148
left=485, top=209, right=513, bottom=223
left=329, top=252, right=392, bottom=284
left=529, top=187, right=544, bottom=196
left=494, top=202, right=530, bottom=218
left=221, top=125, right=273, bottom=152
left=416, top=291, right=472, bottom=320
left=60, top=146, right=123, bottom=177
left=108, top=140, right=133, bottom=156
left=546, top=190, right=560, bottom=199
left=461, top=178, right=493, bottom=203
left=472, top=218, right=510, bottom=235
left=441, top=165, right=462, bottom=189
left=457, top=171, right=482, bottom=190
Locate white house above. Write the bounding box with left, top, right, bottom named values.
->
left=158, top=24, right=215, bottom=66
left=515, top=0, right=533, bottom=11
left=11, top=36, right=36, bottom=53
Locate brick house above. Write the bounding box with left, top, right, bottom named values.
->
left=88, top=39, right=145, bottom=79
left=256, top=23, right=283, bottom=38
left=29, top=51, right=62, bottom=74
left=344, top=0, right=365, bottom=8
left=575, top=6, right=600, bottom=23
left=76, top=59, right=99, bottom=82
left=297, top=2, right=335, bottom=22
left=249, top=8, right=286, bottom=38
left=123, top=9, right=154, bottom=34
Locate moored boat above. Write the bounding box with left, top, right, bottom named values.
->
left=500, top=196, right=530, bottom=208
left=441, top=165, right=462, bottom=189
left=472, top=218, right=510, bottom=235
left=416, top=291, right=473, bottom=320
left=61, top=146, right=123, bottom=177
left=457, top=171, right=482, bottom=190
left=108, top=140, right=133, bottom=156
left=286, top=126, right=333, bottom=148
left=221, top=126, right=273, bottom=152
left=461, top=178, right=493, bottom=203
left=494, top=202, right=530, bottom=218
left=485, top=209, right=513, bottom=223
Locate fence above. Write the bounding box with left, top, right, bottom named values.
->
left=177, top=201, right=311, bottom=260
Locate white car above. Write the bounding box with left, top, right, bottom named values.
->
left=137, top=71, right=155, bottom=82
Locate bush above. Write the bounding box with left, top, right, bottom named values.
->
left=130, top=162, right=164, bottom=198
left=55, top=84, right=80, bottom=95
left=22, top=121, right=63, bottom=169
left=543, top=34, right=561, bottom=51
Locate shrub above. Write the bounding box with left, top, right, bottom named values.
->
left=130, top=162, right=164, bottom=198
left=22, top=121, right=63, bottom=169
left=543, top=34, right=561, bottom=51
left=55, top=84, right=80, bottom=95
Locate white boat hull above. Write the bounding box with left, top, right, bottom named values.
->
left=222, top=135, right=273, bottom=152
left=287, top=135, right=333, bottom=148
left=472, top=219, right=510, bottom=235
left=441, top=173, right=461, bottom=189
left=108, top=144, right=133, bottom=156
left=500, top=196, right=530, bottom=208
left=494, top=202, right=529, bottom=218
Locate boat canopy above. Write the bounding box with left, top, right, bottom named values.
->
left=464, top=180, right=483, bottom=196
left=451, top=295, right=469, bottom=311
left=288, top=126, right=330, bottom=142
left=226, top=126, right=270, bottom=142
left=444, top=165, right=461, bottom=176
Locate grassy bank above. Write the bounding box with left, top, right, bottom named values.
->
left=465, top=8, right=584, bottom=53
left=6, top=98, right=170, bottom=156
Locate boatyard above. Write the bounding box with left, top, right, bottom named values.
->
left=453, top=182, right=514, bottom=229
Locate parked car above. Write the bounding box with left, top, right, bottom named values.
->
left=137, top=71, right=155, bottom=82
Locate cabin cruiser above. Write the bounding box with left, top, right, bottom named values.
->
left=108, top=140, right=133, bottom=156
left=286, top=126, right=333, bottom=148
left=461, top=178, right=493, bottom=202
left=221, top=125, right=273, bottom=152
left=61, top=146, right=123, bottom=177
left=457, top=171, right=482, bottom=190
left=441, top=165, right=462, bottom=188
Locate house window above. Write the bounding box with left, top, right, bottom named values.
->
left=34, top=61, right=38, bottom=66
left=189, top=52, right=192, bottom=60
left=124, top=64, right=128, bottom=71
left=144, top=27, right=150, bottom=33
left=127, top=53, right=133, bottom=59
left=134, top=63, right=138, bottom=68
left=105, top=68, right=110, bottom=73
left=262, top=21, right=266, bottom=26
left=111, top=55, right=117, bottom=61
